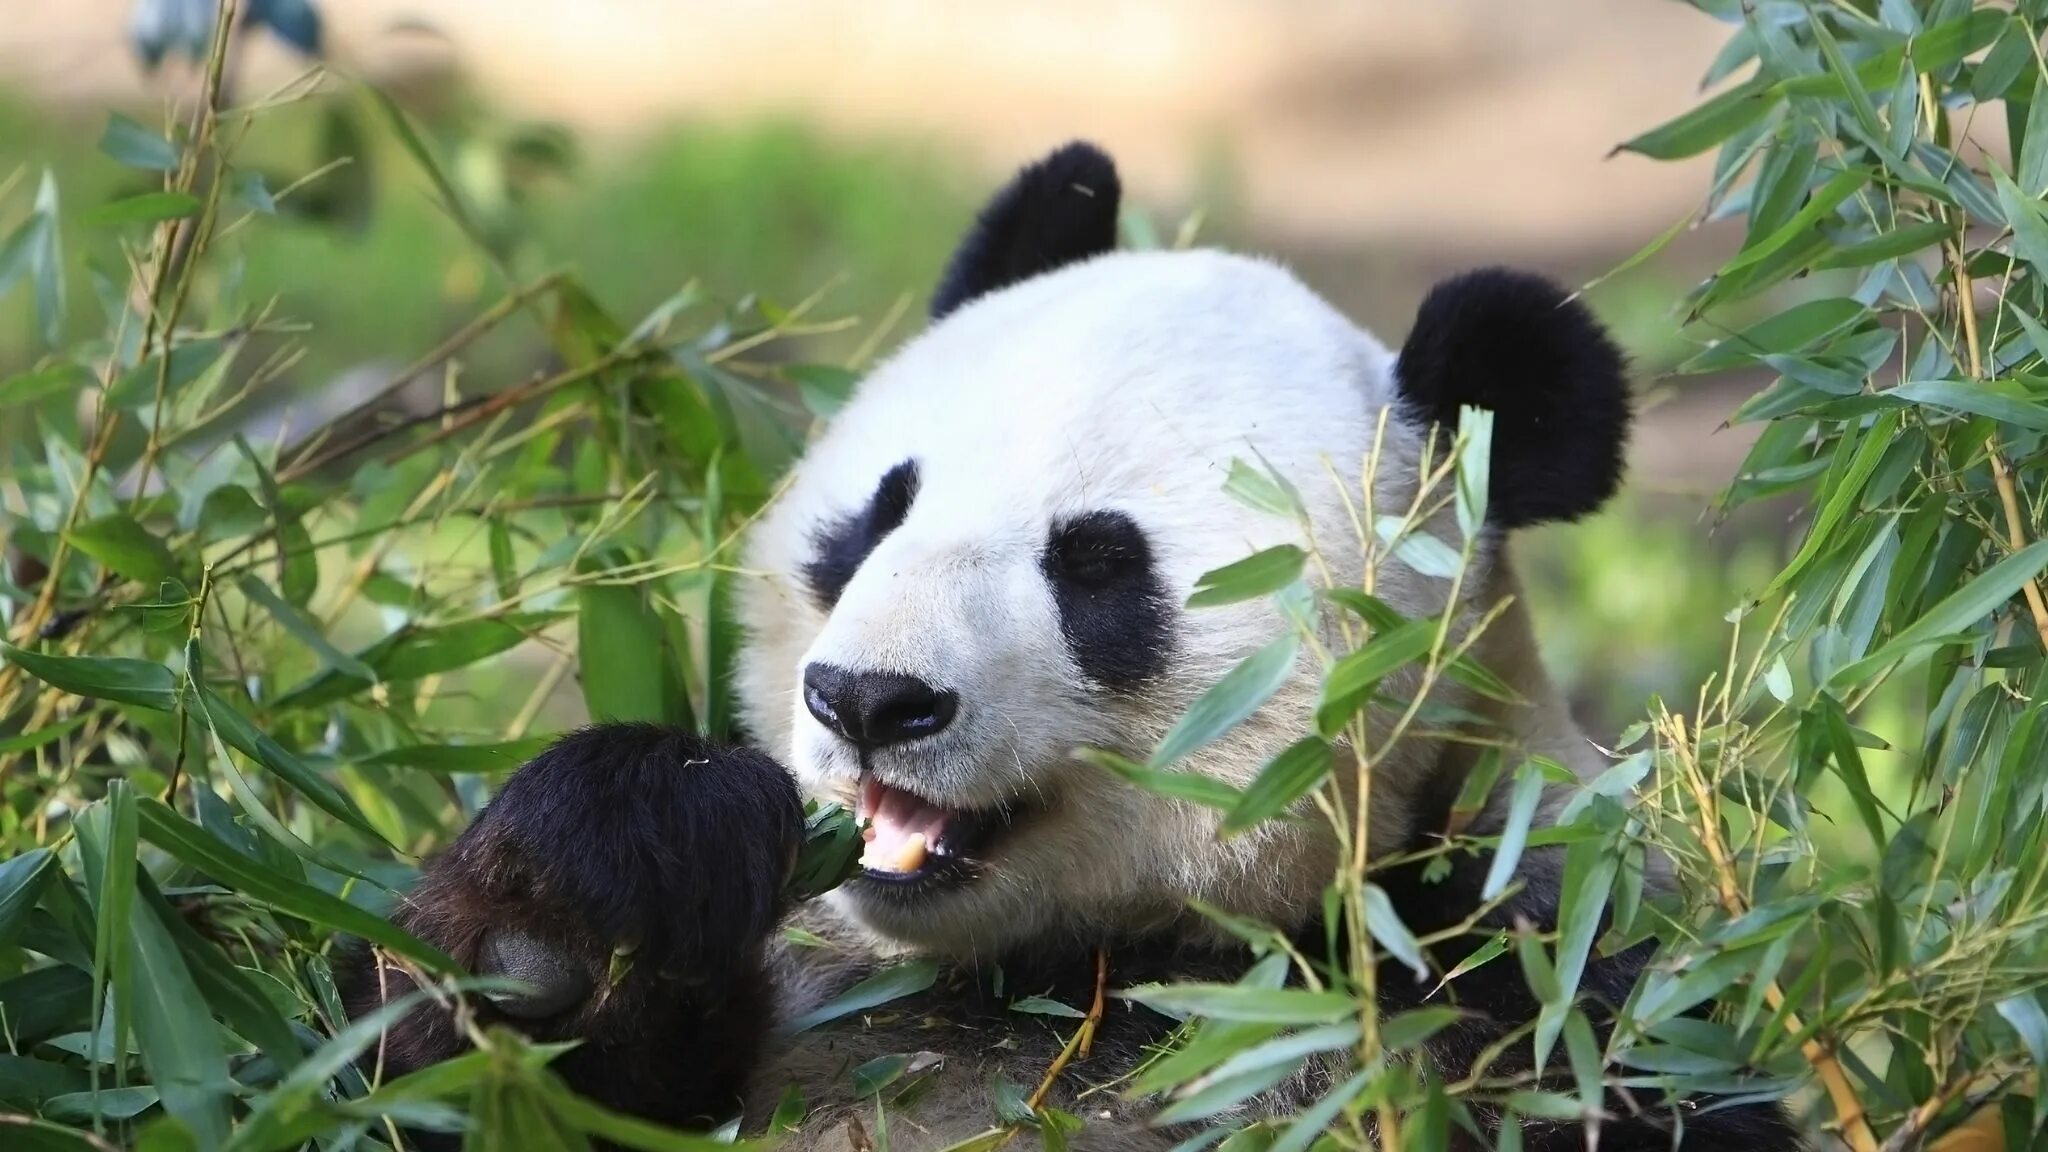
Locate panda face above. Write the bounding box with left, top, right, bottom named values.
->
left=736, top=249, right=1470, bottom=953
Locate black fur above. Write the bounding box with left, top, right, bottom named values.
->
left=1395, top=269, right=1631, bottom=530
left=1041, top=510, right=1174, bottom=689
left=332, top=725, right=803, bottom=1148
left=929, top=141, right=1121, bottom=319
left=800, top=459, right=919, bottom=610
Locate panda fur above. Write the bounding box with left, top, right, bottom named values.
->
left=337, top=142, right=1798, bottom=1151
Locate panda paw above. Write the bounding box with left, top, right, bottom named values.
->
left=335, top=724, right=803, bottom=1113
left=439, top=724, right=803, bottom=1001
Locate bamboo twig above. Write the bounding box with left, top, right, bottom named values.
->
left=1951, top=251, right=2048, bottom=652
left=1028, top=947, right=1109, bottom=1110
left=1667, top=713, right=1879, bottom=1152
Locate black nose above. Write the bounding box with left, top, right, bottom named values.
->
left=803, top=663, right=957, bottom=749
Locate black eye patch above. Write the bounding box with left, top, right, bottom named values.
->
left=801, top=460, right=919, bottom=610
left=1042, top=510, right=1173, bottom=689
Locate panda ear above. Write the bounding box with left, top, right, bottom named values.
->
left=1394, top=268, right=1631, bottom=530
left=930, top=141, right=1121, bottom=320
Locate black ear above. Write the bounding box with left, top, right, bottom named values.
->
left=930, top=141, right=1121, bottom=320
left=1395, top=268, right=1630, bottom=530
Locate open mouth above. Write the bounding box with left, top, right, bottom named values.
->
left=856, top=774, right=1005, bottom=887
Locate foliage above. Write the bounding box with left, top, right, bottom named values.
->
left=0, top=7, right=889, bottom=1143
left=6, top=0, right=2048, bottom=1149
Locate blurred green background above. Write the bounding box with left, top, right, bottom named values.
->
left=0, top=0, right=1831, bottom=752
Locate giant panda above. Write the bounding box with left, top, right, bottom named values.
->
left=337, top=143, right=1798, bottom=1151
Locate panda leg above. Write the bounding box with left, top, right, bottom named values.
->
left=332, top=724, right=805, bottom=1139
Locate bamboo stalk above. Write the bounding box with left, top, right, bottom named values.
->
left=1667, top=713, right=1879, bottom=1152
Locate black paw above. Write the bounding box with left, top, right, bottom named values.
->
left=442, top=723, right=805, bottom=999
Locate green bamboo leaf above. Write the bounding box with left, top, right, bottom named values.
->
left=1889, top=378, right=2048, bottom=431
left=1363, top=883, right=1428, bottom=982
left=1613, top=76, right=1776, bottom=160
left=1222, top=457, right=1304, bottom=520
left=1078, top=747, right=1243, bottom=811
left=2020, top=68, right=2048, bottom=198
left=1482, top=762, right=1548, bottom=902
left=0, top=361, right=91, bottom=409
left=577, top=569, right=687, bottom=725
left=1323, top=589, right=1517, bottom=702
left=1194, top=1022, right=1360, bottom=1089
left=1271, top=1069, right=1370, bottom=1152
left=1455, top=405, right=1493, bottom=539
left=135, top=798, right=452, bottom=971
left=1009, top=997, right=1087, bottom=1019
left=196, top=689, right=383, bottom=841
left=1375, top=516, right=1464, bottom=579
left=1186, top=545, right=1307, bottom=609
left=1757, top=409, right=1900, bottom=600
left=1221, top=737, right=1333, bottom=835
left=98, top=113, right=180, bottom=171
left=221, top=988, right=442, bottom=1152
left=1682, top=297, right=1866, bottom=374
left=27, top=171, right=61, bottom=345
left=1809, top=219, right=1952, bottom=269
left=0, top=849, right=55, bottom=946
left=236, top=574, right=375, bottom=681
left=1834, top=538, right=2048, bottom=684
left=0, top=713, right=91, bottom=755
left=1721, top=166, right=1868, bottom=276
left=1120, top=984, right=1356, bottom=1025
left=1973, top=17, right=2033, bottom=100
left=786, top=959, right=938, bottom=1035
left=547, top=1084, right=771, bottom=1149
left=135, top=869, right=301, bottom=1071
left=1772, top=9, right=2005, bottom=98
left=1996, top=168, right=2048, bottom=279
left=42, top=1085, right=159, bottom=1123
left=79, top=787, right=137, bottom=1091
left=84, top=787, right=233, bottom=1145
left=85, top=191, right=200, bottom=228
left=1810, top=13, right=1885, bottom=145
left=1314, top=616, right=1437, bottom=738
left=69, top=512, right=179, bottom=584
left=353, top=737, right=551, bottom=774
left=360, top=83, right=497, bottom=259
left=0, top=642, right=178, bottom=710
left=273, top=613, right=558, bottom=710
left=1148, top=633, right=1299, bottom=769
left=104, top=335, right=233, bottom=409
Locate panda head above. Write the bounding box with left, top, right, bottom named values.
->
left=735, top=142, right=1629, bottom=955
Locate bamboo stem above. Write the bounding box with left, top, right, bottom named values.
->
left=1668, top=713, right=1879, bottom=1152
left=1951, top=251, right=2048, bottom=652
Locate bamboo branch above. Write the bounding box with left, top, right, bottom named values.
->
left=1666, top=712, right=1879, bottom=1152
left=1950, top=249, right=2048, bottom=652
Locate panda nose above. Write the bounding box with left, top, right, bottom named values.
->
left=803, top=663, right=958, bottom=749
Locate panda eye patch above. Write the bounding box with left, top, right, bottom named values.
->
left=1046, top=513, right=1147, bottom=587
left=801, top=460, right=920, bottom=610
left=1042, top=510, right=1173, bottom=688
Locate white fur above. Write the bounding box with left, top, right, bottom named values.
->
left=735, top=248, right=1593, bottom=959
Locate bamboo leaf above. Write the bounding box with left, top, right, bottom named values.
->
left=134, top=798, right=453, bottom=971
left=1148, top=634, right=1300, bottom=769
left=1187, top=545, right=1307, bottom=609
left=786, top=960, right=939, bottom=1035
left=0, top=642, right=178, bottom=711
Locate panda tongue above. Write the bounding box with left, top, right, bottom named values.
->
left=859, top=777, right=952, bottom=873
